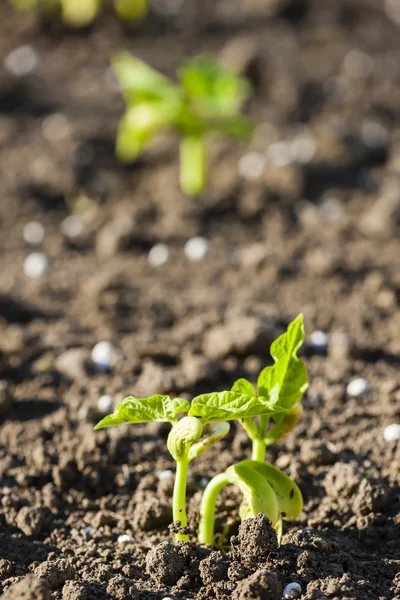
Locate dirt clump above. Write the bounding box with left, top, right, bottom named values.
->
left=16, top=506, right=45, bottom=537
left=34, top=560, right=76, bottom=590
left=235, top=514, right=279, bottom=565
left=2, top=575, right=51, bottom=600
left=146, top=541, right=186, bottom=585
left=232, top=568, right=282, bottom=600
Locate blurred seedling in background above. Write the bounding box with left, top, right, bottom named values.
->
left=95, top=315, right=307, bottom=548
left=112, top=52, right=253, bottom=195
left=198, top=315, right=308, bottom=546
left=9, top=0, right=148, bottom=27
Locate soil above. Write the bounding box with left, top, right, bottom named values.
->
left=0, top=0, right=400, bottom=598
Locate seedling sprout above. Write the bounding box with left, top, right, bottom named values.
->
left=112, top=52, right=253, bottom=195
left=95, top=315, right=308, bottom=547
left=9, top=0, right=148, bottom=26
left=198, top=315, right=308, bottom=545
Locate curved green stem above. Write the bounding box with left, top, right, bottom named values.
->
left=198, top=473, right=231, bottom=546
left=173, top=458, right=189, bottom=542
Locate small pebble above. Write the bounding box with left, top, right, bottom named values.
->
left=265, top=141, right=293, bottom=166
left=309, top=330, right=328, bottom=349
left=97, top=395, right=114, bottom=413
left=83, top=526, right=95, bottom=536
left=346, top=378, right=370, bottom=397
left=61, top=215, right=85, bottom=238
left=91, top=342, right=117, bottom=370
left=319, top=197, right=343, bottom=222
left=291, top=133, right=316, bottom=163
left=283, top=582, right=302, bottom=599
left=23, top=252, right=49, bottom=278
left=343, top=49, right=375, bottom=78
left=361, top=121, right=388, bottom=148
left=148, top=243, right=169, bottom=266
left=158, top=469, right=174, bottom=481
left=23, top=221, right=45, bottom=245
left=4, top=44, right=39, bottom=76
left=238, top=152, right=265, bottom=180
left=383, top=424, right=400, bottom=442
left=42, top=113, right=70, bottom=142
left=117, top=534, right=135, bottom=544
left=199, top=477, right=210, bottom=489
left=184, top=237, right=209, bottom=262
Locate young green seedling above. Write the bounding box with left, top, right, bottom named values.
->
left=198, top=314, right=308, bottom=546
left=199, top=460, right=303, bottom=545
left=95, top=390, right=284, bottom=542
left=112, top=52, right=253, bottom=195
left=9, top=0, right=148, bottom=26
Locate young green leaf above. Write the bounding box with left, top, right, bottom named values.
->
left=188, top=391, right=284, bottom=422
left=167, top=416, right=203, bottom=461
left=231, top=378, right=256, bottom=396
left=179, top=55, right=251, bottom=117
left=112, top=52, right=178, bottom=104
left=188, top=421, right=230, bottom=461
left=114, top=0, right=148, bottom=21
left=61, top=0, right=100, bottom=26
left=257, top=314, right=308, bottom=409
left=242, top=460, right=303, bottom=520
left=226, top=462, right=279, bottom=525
left=264, top=403, right=303, bottom=446
left=94, top=395, right=189, bottom=430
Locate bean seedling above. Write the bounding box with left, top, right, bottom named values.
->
left=111, top=52, right=253, bottom=195
left=198, top=314, right=308, bottom=545
left=9, top=0, right=148, bottom=26
left=95, top=315, right=308, bottom=546
left=95, top=390, right=284, bottom=542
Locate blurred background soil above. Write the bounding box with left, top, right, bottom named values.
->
left=0, top=0, right=399, bottom=598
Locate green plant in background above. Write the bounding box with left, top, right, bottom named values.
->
left=198, top=315, right=308, bottom=546
left=95, top=389, right=285, bottom=542
left=9, top=0, right=148, bottom=26
left=112, top=52, right=253, bottom=195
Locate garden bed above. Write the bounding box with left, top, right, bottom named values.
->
left=0, top=1, right=399, bottom=598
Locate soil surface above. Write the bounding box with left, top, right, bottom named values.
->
left=0, top=0, right=400, bottom=598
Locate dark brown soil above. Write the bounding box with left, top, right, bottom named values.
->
left=0, top=1, right=400, bottom=598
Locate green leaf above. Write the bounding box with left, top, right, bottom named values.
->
left=264, top=403, right=303, bottom=446
left=231, top=378, right=255, bottom=396
left=257, top=314, right=308, bottom=410
left=179, top=55, right=251, bottom=118
left=112, top=52, right=178, bottom=104
left=94, top=395, right=184, bottom=430
left=241, top=460, right=303, bottom=520
left=208, top=115, right=254, bottom=140
left=188, top=421, right=230, bottom=461
left=115, top=99, right=180, bottom=162
left=114, top=0, right=148, bottom=21
left=61, top=0, right=100, bottom=26
left=172, top=397, right=191, bottom=415
left=167, top=416, right=203, bottom=460
left=188, top=391, right=284, bottom=422
left=226, top=462, right=279, bottom=526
